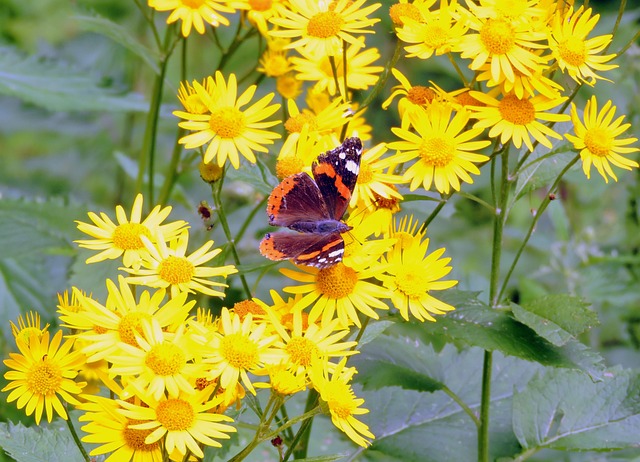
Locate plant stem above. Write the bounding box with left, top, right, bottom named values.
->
left=442, top=385, right=480, bottom=427
left=359, top=36, right=403, bottom=111
left=478, top=350, right=493, bottom=462
left=65, top=410, right=90, bottom=462
left=291, top=389, right=319, bottom=460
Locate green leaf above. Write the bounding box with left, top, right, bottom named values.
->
left=352, top=345, right=543, bottom=462
left=513, top=367, right=640, bottom=452
left=407, top=291, right=604, bottom=378
left=511, top=295, right=598, bottom=346
left=0, top=420, right=86, bottom=462
left=0, top=45, right=148, bottom=112
left=73, top=14, right=161, bottom=74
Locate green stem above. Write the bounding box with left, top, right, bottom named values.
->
left=497, top=155, right=580, bottom=301
left=211, top=175, right=252, bottom=298
left=329, top=56, right=343, bottom=102
left=422, top=197, right=448, bottom=230
left=490, top=147, right=510, bottom=305
left=478, top=350, right=493, bottom=462
left=359, top=36, right=403, bottom=111
left=291, top=389, right=319, bottom=460
left=442, top=385, right=480, bottom=427
left=447, top=51, right=468, bottom=86
left=65, top=410, right=90, bottom=462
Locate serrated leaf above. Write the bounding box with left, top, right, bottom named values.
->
left=352, top=334, right=445, bottom=392
left=0, top=420, right=86, bottom=462
left=0, top=45, right=148, bottom=112
left=350, top=346, right=543, bottom=462
left=513, top=367, right=640, bottom=452
left=227, top=159, right=278, bottom=196
left=409, top=291, right=604, bottom=378
left=511, top=295, right=598, bottom=346
left=73, top=14, right=161, bottom=74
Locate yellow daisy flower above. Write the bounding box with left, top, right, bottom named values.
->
left=396, top=0, right=467, bottom=59
left=378, top=228, right=457, bottom=322
left=476, top=62, right=565, bottom=99
left=118, top=387, right=236, bottom=459
left=148, top=0, right=235, bottom=37
left=565, top=96, right=639, bottom=183
left=270, top=0, right=381, bottom=57
left=75, top=193, right=188, bottom=269
left=276, top=125, right=324, bottom=179
left=175, top=72, right=281, bottom=169
left=382, top=68, right=437, bottom=129
left=123, top=229, right=237, bottom=298
left=290, top=38, right=384, bottom=96
left=388, top=103, right=490, bottom=193
left=284, top=97, right=351, bottom=142
left=256, top=364, right=308, bottom=395
left=454, top=2, right=547, bottom=82
left=238, top=0, right=287, bottom=36
left=109, top=320, right=205, bottom=400
left=281, top=260, right=390, bottom=328
left=10, top=311, right=49, bottom=344
left=548, top=5, right=618, bottom=84
left=202, top=308, right=284, bottom=397
left=310, top=357, right=374, bottom=447
left=3, top=330, right=86, bottom=424
left=469, top=90, right=570, bottom=152
left=258, top=46, right=293, bottom=78
left=351, top=142, right=404, bottom=208
left=388, top=0, right=434, bottom=27
left=177, top=79, right=210, bottom=114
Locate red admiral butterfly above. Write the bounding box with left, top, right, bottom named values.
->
left=259, top=137, right=363, bottom=268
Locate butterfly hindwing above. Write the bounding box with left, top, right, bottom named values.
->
left=266, top=172, right=330, bottom=228
left=311, top=137, right=363, bottom=220
left=259, top=231, right=344, bottom=268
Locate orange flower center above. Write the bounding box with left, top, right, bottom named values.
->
left=480, top=18, right=515, bottom=55
left=27, top=358, right=62, bottom=395
left=389, top=3, right=422, bottom=26
left=123, top=419, right=159, bottom=451
left=307, top=11, right=344, bottom=38
left=395, top=263, right=429, bottom=298
left=373, top=188, right=401, bottom=212
left=419, top=136, right=455, bottom=167
left=119, top=312, right=152, bottom=346
left=498, top=94, right=535, bottom=125
left=456, top=90, right=485, bottom=107
left=284, top=113, right=318, bottom=133
left=209, top=107, right=246, bottom=138
left=407, top=86, right=435, bottom=105
left=146, top=342, right=186, bottom=376
left=220, top=333, right=259, bottom=370
left=113, top=223, right=151, bottom=251
left=557, top=36, right=587, bottom=67
left=233, top=300, right=266, bottom=320
left=357, top=162, right=373, bottom=184
left=316, top=263, right=358, bottom=299
left=182, top=0, right=206, bottom=8
left=286, top=337, right=319, bottom=367
left=422, top=21, right=448, bottom=50
left=156, top=399, right=195, bottom=431
left=249, top=0, right=272, bottom=11
left=158, top=256, right=195, bottom=285
left=584, top=127, right=612, bottom=157
left=276, top=156, right=305, bottom=179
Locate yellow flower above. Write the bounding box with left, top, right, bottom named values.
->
left=565, top=96, right=639, bottom=183
left=148, top=0, right=235, bottom=37
left=3, top=330, right=86, bottom=424
left=65, top=277, right=194, bottom=362
left=284, top=97, right=351, bottom=142
left=276, top=125, right=324, bottom=179
left=258, top=47, right=292, bottom=77
left=548, top=5, right=618, bottom=84
left=10, top=311, right=49, bottom=344
left=476, top=62, right=565, bottom=99
left=238, top=0, right=288, bottom=36
left=290, top=38, right=384, bottom=96
left=389, top=0, right=434, bottom=27
left=75, top=193, right=188, bottom=269
left=351, top=142, right=404, bottom=208
left=310, top=357, right=374, bottom=447
left=382, top=68, right=437, bottom=129
left=388, top=103, right=490, bottom=193
left=202, top=308, right=284, bottom=397
left=80, top=395, right=163, bottom=462
left=281, top=261, right=390, bottom=328
left=123, top=229, right=237, bottom=298
left=276, top=73, right=304, bottom=99
left=175, top=72, right=281, bottom=169
left=256, top=364, right=308, bottom=395
left=109, top=320, right=205, bottom=400
left=454, top=2, right=547, bottom=82
left=469, top=90, right=570, bottom=151
left=118, top=388, right=236, bottom=459
left=396, top=0, right=467, bottom=59
left=270, top=0, right=381, bottom=56
left=378, top=221, right=457, bottom=322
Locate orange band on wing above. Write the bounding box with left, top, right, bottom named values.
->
left=296, top=238, right=342, bottom=261
left=266, top=176, right=297, bottom=216
left=313, top=164, right=351, bottom=201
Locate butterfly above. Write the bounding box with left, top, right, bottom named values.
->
left=259, top=137, right=362, bottom=268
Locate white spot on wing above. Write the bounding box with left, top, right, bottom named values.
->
left=345, top=160, right=359, bottom=174
left=328, top=248, right=344, bottom=258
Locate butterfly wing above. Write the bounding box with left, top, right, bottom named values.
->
left=266, top=172, right=331, bottom=228
left=312, top=137, right=363, bottom=220
left=260, top=231, right=345, bottom=268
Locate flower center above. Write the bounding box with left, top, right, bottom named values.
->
left=209, top=107, right=246, bottom=138
left=316, top=263, right=358, bottom=299
left=276, top=75, right=303, bottom=99
left=373, top=189, right=401, bottom=212
left=357, top=162, right=373, bottom=184
left=389, top=3, right=422, bottom=26
left=498, top=94, right=536, bottom=125
left=119, top=312, right=152, bottom=346
left=395, top=264, right=429, bottom=298
left=220, top=333, right=259, bottom=370
left=584, top=127, right=612, bottom=157
left=112, top=223, right=152, bottom=251
left=158, top=256, right=195, bottom=285
left=419, top=136, right=456, bottom=167
left=27, top=358, right=62, bottom=395
left=423, top=21, right=448, bottom=49
left=480, top=18, right=515, bottom=55
left=249, top=0, right=272, bottom=11
left=145, top=342, right=186, bottom=376
left=286, top=337, right=319, bottom=367
left=181, top=0, right=206, bottom=8
left=407, top=86, right=435, bottom=106
left=155, top=399, right=195, bottom=431
left=123, top=419, right=159, bottom=451
left=324, top=381, right=355, bottom=419
left=456, top=90, right=485, bottom=107
left=557, top=36, right=587, bottom=67
left=276, top=156, right=305, bottom=179
left=306, top=11, right=344, bottom=38
left=233, top=300, right=266, bottom=320
left=284, top=113, right=319, bottom=133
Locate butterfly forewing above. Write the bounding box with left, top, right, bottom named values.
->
left=266, top=172, right=330, bottom=228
